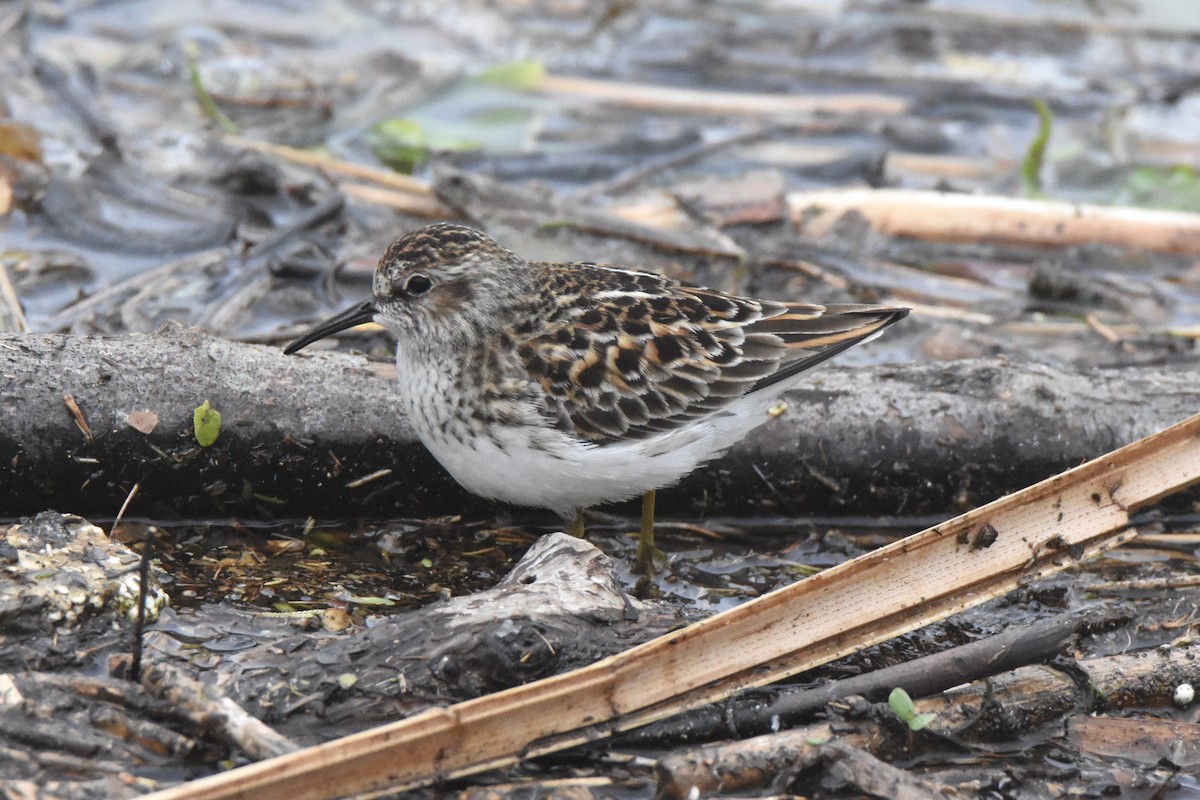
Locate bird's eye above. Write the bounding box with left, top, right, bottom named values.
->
left=405, top=273, right=433, bottom=296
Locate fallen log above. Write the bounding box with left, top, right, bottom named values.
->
left=1, top=325, right=1197, bottom=520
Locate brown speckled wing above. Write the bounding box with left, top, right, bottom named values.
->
left=513, top=262, right=906, bottom=444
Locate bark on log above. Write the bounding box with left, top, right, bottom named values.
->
left=1, top=325, right=1197, bottom=520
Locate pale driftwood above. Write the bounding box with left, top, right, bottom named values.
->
left=140, top=413, right=1200, bottom=800
left=789, top=188, right=1200, bottom=255
left=223, top=135, right=434, bottom=195
left=221, top=136, right=459, bottom=219
left=140, top=663, right=297, bottom=761
left=539, top=74, right=909, bottom=117
left=143, top=535, right=680, bottom=740
left=657, top=644, right=1200, bottom=798
left=338, top=181, right=458, bottom=218
left=3, top=326, right=1198, bottom=520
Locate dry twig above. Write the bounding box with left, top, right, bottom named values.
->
left=62, top=393, right=93, bottom=443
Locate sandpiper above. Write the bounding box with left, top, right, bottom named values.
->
left=285, top=223, right=907, bottom=571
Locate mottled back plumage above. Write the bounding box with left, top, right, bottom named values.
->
left=512, top=261, right=897, bottom=445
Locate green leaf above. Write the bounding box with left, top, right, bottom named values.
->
left=888, top=687, right=917, bottom=722
left=372, top=118, right=426, bottom=144
left=1021, top=98, right=1053, bottom=197
left=370, top=118, right=428, bottom=173
left=369, top=118, right=482, bottom=173
left=889, top=687, right=937, bottom=731
left=193, top=400, right=221, bottom=447
left=475, top=60, right=546, bottom=91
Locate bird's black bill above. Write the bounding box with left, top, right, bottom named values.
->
left=283, top=300, right=378, bottom=354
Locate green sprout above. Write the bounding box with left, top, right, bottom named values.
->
left=193, top=399, right=221, bottom=447
left=1021, top=98, right=1053, bottom=197
left=888, top=687, right=936, bottom=732
left=186, top=50, right=238, bottom=134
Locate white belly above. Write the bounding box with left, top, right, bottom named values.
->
left=413, top=394, right=785, bottom=517
left=395, top=344, right=789, bottom=516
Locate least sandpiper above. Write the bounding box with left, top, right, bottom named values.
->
left=285, top=223, right=907, bottom=571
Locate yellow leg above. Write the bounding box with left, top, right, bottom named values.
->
left=565, top=510, right=585, bottom=538
left=635, top=489, right=666, bottom=574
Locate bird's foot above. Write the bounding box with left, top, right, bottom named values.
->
left=634, top=489, right=666, bottom=575
left=634, top=532, right=666, bottom=575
